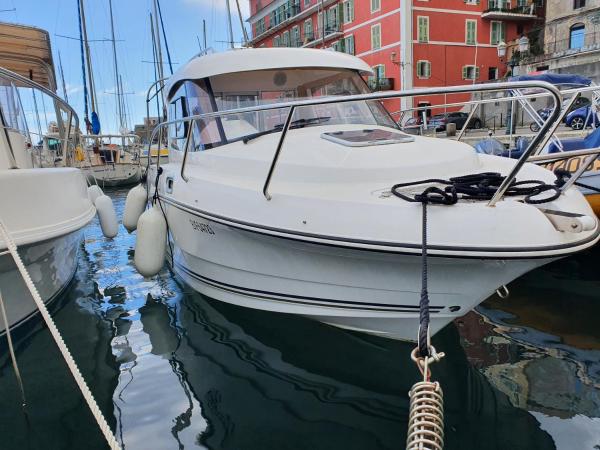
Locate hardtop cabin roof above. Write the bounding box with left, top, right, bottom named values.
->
left=0, top=22, right=56, bottom=90
left=165, top=48, right=373, bottom=99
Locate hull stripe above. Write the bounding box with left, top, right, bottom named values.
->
left=160, top=195, right=599, bottom=259
left=175, top=263, right=444, bottom=313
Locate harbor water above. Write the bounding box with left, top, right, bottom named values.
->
left=1, top=188, right=599, bottom=450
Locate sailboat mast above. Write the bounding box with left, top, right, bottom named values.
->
left=234, top=0, right=249, bottom=46
left=78, top=0, right=97, bottom=115
left=152, top=0, right=165, bottom=84
left=58, top=51, right=68, bottom=103
left=225, top=0, right=234, bottom=49
left=108, top=0, right=125, bottom=132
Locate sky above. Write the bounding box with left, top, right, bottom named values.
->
left=3, top=0, right=250, bottom=134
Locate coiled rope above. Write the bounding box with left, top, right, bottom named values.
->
left=0, top=219, right=121, bottom=450
left=392, top=172, right=564, bottom=450
left=391, top=172, right=561, bottom=205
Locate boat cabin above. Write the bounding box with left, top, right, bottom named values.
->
left=164, top=48, right=399, bottom=152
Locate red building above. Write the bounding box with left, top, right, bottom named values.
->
left=247, top=0, right=545, bottom=118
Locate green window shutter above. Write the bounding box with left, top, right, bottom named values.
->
left=418, top=17, right=429, bottom=42
left=426, top=62, right=431, bottom=78
left=466, top=21, right=476, bottom=45
left=475, top=67, right=480, bottom=79
left=462, top=66, right=468, bottom=79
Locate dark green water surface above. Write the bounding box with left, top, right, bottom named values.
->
left=1, top=188, right=599, bottom=449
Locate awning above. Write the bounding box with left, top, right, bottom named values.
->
left=0, top=22, right=56, bottom=90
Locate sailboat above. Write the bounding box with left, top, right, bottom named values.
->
left=0, top=23, right=95, bottom=334
left=75, top=0, right=142, bottom=188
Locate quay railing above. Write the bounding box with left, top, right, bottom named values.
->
left=145, top=80, right=572, bottom=207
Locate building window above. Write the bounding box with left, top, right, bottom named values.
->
left=570, top=23, right=585, bottom=48
left=418, top=16, right=429, bottom=43
left=303, top=18, right=313, bottom=42
left=490, top=21, right=505, bottom=45
left=373, top=64, right=385, bottom=79
left=273, top=35, right=281, bottom=47
left=344, top=35, right=355, bottom=54
left=416, top=60, right=431, bottom=79
left=343, top=0, right=354, bottom=24
left=371, top=0, right=380, bottom=13
left=462, top=65, right=480, bottom=80
left=282, top=30, right=290, bottom=47
left=326, top=6, right=339, bottom=34
left=574, top=0, right=586, bottom=9
left=466, top=20, right=477, bottom=45
left=292, top=25, right=300, bottom=47
left=371, top=23, right=381, bottom=50
left=488, top=67, right=498, bottom=80
left=256, top=18, right=266, bottom=36
left=304, top=0, right=310, bottom=7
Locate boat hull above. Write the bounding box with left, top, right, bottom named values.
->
left=85, top=163, right=141, bottom=187
left=167, top=206, right=553, bottom=341
left=0, top=230, right=82, bottom=334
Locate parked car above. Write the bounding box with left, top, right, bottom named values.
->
left=425, top=112, right=482, bottom=132
left=531, top=97, right=592, bottom=131
left=565, top=105, right=600, bottom=130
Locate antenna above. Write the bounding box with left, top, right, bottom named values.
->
left=203, top=19, right=207, bottom=50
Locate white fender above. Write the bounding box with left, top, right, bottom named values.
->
left=95, top=194, right=119, bottom=238
left=87, top=185, right=103, bottom=205
left=123, top=184, right=148, bottom=232
left=134, top=205, right=167, bottom=277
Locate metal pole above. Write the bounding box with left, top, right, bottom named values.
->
left=152, top=0, right=165, bottom=86
left=203, top=20, right=207, bottom=50
left=234, top=0, right=249, bottom=46
left=108, top=0, right=124, bottom=131
left=225, top=0, right=235, bottom=49
left=58, top=51, right=68, bottom=103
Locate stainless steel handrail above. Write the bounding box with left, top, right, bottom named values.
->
left=146, top=81, right=563, bottom=205
left=0, top=66, right=79, bottom=136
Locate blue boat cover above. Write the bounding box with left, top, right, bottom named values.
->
left=548, top=126, right=600, bottom=153
left=509, top=73, right=592, bottom=87
left=91, top=111, right=101, bottom=135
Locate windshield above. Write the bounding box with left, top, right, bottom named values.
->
left=167, top=68, right=398, bottom=151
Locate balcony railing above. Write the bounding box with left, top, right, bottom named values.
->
left=482, top=3, right=537, bottom=19
left=545, top=31, right=600, bottom=55
left=367, top=77, right=394, bottom=91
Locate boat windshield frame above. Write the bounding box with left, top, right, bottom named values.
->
left=165, top=68, right=399, bottom=152
left=148, top=80, right=568, bottom=206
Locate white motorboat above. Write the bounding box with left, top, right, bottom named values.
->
left=0, top=64, right=94, bottom=334
left=144, top=48, right=599, bottom=341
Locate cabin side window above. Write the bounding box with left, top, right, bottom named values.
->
left=168, top=85, right=188, bottom=151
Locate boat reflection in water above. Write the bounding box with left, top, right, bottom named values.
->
left=457, top=245, right=600, bottom=450
left=1, top=191, right=597, bottom=449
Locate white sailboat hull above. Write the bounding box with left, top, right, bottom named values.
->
left=0, top=167, right=95, bottom=334
left=85, top=163, right=141, bottom=187
left=0, top=230, right=83, bottom=334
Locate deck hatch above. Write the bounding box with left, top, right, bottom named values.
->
left=321, top=129, right=415, bottom=147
